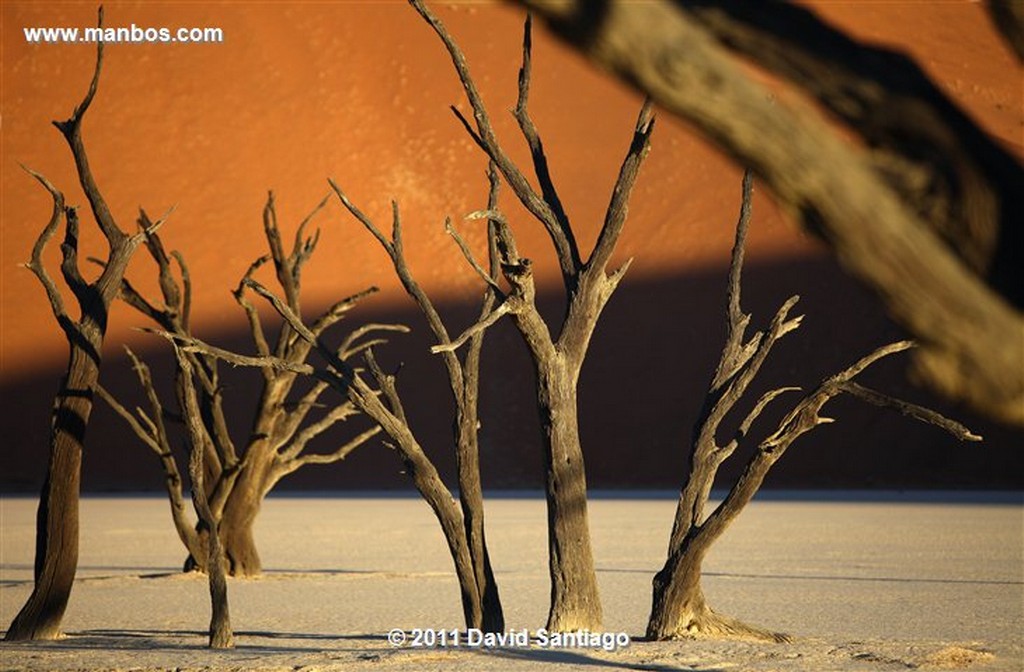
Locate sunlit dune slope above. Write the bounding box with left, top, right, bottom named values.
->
left=1, top=1, right=1020, bottom=490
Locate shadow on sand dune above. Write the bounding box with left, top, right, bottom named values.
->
left=2, top=256, right=1020, bottom=494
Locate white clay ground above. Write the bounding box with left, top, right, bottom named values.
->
left=1, top=493, right=1021, bottom=671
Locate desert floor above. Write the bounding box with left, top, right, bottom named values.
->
left=1, top=493, right=1021, bottom=671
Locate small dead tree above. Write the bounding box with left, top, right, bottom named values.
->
left=330, top=164, right=506, bottom=631
left=646, top=172, right=981, bottom=642
left=5, top=8, right=166, bottom=642
left=516, top=0, right=1024, bottom=426
left=411, top=0, right=653, bottom=632
left=98, top=195, right=384, bottom=577
left=176, top=349, right=233, bottom=649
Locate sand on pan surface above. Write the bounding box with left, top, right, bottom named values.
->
left=1, top=493, right=1021, bottom=671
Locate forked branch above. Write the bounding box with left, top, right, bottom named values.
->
left=701, top=340, right=981, bottom=549
left=21, top=167, right=72, bottom=337
left=588, top=99, right=655, bottom=276
left=409, top=0, right=580, bottom=284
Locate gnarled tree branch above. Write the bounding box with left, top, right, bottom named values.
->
left=517, top=0, right=1024, bottom=425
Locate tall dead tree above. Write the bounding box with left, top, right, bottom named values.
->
left=646, top=172, right=981, bottom=642
left=410, top=0, right=653, bottom=631
left=98, top=195, right=384, bottom=577
left=5, top=8, right=164, bottom=641
left=330, top=164, right=506, bottom=632
left=517, top=0, right=1024, bottom=426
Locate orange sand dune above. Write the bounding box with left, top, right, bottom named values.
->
left=2, top=1, right=782, bottom=376
left=1, top=2, right=1021, bottom=490
left=5, top=1, right=1018, bottom=376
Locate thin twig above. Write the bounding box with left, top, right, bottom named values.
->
left=431, top=302, right=513, bottom=354
left=445, top=217, right=504, bottom=294
left=95, top=385, right=162, bottom=454
left=289, top=427, right=383, bottom=470
left=839, top=381, right=982, bottom=441
left=145, top=328, right=314, bottom=375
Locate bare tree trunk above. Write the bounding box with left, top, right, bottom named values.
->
left=190, top=463, right=233, bottom=649
left=202, top=434, right=277, bottom=577
left=648, top=447, right=790, bottom=641
left=106, top=195, right=380, bottom=580
left=453, top=401, right=504, bottom=632
left=401, top=441, right=485, bottom=629
left=166, top=266, right=497, bottom=629
left=6, top=9, right=159, bottom=640
left=649, top=541, right=785, bottom=642
left=537, top=358, right=601, bottom=632
left=362, top=344, right=488, bottom=631
left=215, top=476, right=266, bottom=577
left=177, top=350, right=234, bottom=649
left=6, top=342, right=97, bottom=641
left=344, top=351, right=488, bottom=629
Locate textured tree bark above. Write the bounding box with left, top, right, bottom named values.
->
left=402, top=444, right=484, bottom=630
left=190, top=458, right=234, bottom=649
left=5, top=341, right=98, bottom=641
left=6, top=9, right=155, bottom=640
left=215, top=475, right=266, bottom=577
left=207, top=429, right=277, bottom=577
left=536, top=358, right=602, bottom=632
left=348, top=366, right=486, bottom=630
left=648, top=447, right=790, bottom=641
left=192, top=263, right=499, bottom=630
left=453, top=395, right=504, bottom=632
left=178, top=351, right=234, bottom=649
left=648, top=540, right=786, bottom=642
left=438, top=186, right=505, bottom=633
left=181, top=473, right=266, bottom=578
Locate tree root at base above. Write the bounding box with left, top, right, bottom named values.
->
left=649, top=607, right=791, bottom=643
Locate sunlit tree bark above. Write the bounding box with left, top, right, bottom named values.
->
left=6, top=8, right=164, bottom=641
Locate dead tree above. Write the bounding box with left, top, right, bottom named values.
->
left=330, top=164, right=505, bottom=631
left=646, top=172, right=981, bottom=642
left=410, top=0, right=653, bottom=631
left=516, top=0, right=1024, bottom=426
left=98, top=195, right=384, bottom=577
left=4, top=9, right=167, bottom=642
left=176, top=349, right=234, bottom=649
left=104, top=342, right=235, bottom=647
left=152, top=176, right=507, bottom=632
